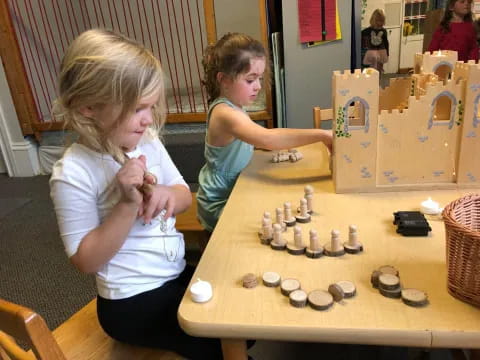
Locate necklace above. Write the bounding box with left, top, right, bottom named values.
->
left=151, top=210, right=181, bottom=262
left=163, top=235, right=182, bottom=262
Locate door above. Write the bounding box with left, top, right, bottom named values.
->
left=385, top=27, right=401, bottom=73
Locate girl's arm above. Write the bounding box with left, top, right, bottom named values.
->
left=71, top=199, right=139, bottom=273
left=214, top=104, right=332, bottom=151
left=70, top=157, right=146, bottom=273
left=383, top=29, right=389, bottom=56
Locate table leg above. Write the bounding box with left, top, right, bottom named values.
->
left=221, top=339, right=248, bottom=360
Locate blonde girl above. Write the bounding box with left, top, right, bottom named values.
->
left=197, top=32, right=332, bottom=233
left=50, top=29, right=221, bottom=359
left=361, top=9, right=389, bottom=73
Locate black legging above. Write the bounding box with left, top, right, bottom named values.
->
left=96, top=265, right=223, bottom=359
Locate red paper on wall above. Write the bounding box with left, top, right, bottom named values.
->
left=298, top=0, right=337, bottom=43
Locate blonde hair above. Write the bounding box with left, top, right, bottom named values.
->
left=202, top=32, right=269, bottom=104
left=370, top=9, right=386, bottom=28
left=53, top=29, right=166, bottom=163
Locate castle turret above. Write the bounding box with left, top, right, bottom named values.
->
left=332, top=68, right=379, bottom=193
left=414, top=50, right=458, bottom=81
left=455, top=61, right=480, bottom=184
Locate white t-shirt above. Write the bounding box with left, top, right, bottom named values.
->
left=50, top=137, right=188, bottom=299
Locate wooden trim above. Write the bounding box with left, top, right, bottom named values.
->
left=32, top=109, right=271, bottom=129
left=32, top=121, right=67, bottom=132
left=249, top=110, right=271, bottom=122
left=0, top=0, right=39, bottom=135
left=258, top=0, right=273, bottom=128
left=203, top=0, right=217, bottom=45
left=313, top=107, right=333, bottom=128
left=167, top=113, right=207, bottom=123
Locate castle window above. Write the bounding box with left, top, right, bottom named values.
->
left=433, top=62, right=453, bottom=83
left=343, top=96, right=370, bottom=133
left=434, top=95, right=452, bottom=122
left=474, top=93, right=480, bottom=128
left=347, top=101, right=366, bottom=127
left=428, top=91, right=456, bottom=129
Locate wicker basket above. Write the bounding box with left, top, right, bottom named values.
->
left=443, top=194, right=480, bottom=307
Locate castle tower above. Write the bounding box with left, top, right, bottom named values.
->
left=455, top=61, right=480, bottom=184
left=414, top=50, right=458, bottom=81
left=332, top=68, right=379, bottom=193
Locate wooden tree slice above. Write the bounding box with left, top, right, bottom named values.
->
left=280, top=278, right=301, bottom=296
left=242, top=273, right=258, bottom=289
left=378, top=273, right=401, bottom=290
left=401, top=288, right=429, bottom=307
left=308, top=290, right=333, bottom=311
left=262, top=271, right=281, bottom=287
left=289, top=289, right=308, bottom=308
left=258, top=233, right=272, bottom=245
left=370, top=270, right=381, bottom=289
left=284, top=219, right=297, bottom=227
left=270, top=241, right=287, bottom=251
left=286, top=243, right=306, bottom=255
left=323, top=243, right=345, bottom=257
left=336, top=280, right=356, bottom=298
left=306, top=247, right=324, bottom=258
left=328, top=283, right=345, bottom=302
left=379, top=286, right=402, bottom=299
left=378, top=265, right=399, bottom=276
left=295, top=214, right=311, bottom=223
left=343, top=242, right=363, bottom=254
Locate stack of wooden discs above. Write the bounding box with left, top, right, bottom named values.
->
left=371, top=265, right=428, bottom=306
left=242, top=273, right=258, bottom=289
left=378, top=273, right=401, bottom=298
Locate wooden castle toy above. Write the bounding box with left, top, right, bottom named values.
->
left=331, top=50, right=480, bottom=193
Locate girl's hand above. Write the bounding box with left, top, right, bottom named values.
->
left=116, top=155, right=147, bottom=207
left=141, top=184, right=176, bottom=224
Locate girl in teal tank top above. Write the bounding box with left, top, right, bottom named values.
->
left=197, top=33, right=332, bottom=233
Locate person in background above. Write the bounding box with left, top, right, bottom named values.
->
left=429, top=0, right=478, bottom=62
left=361, top=9, right=389, bottom=73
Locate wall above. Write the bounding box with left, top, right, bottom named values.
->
left=214, top=0, right=261, bottom=40
left=0, top=57, right=39, bottom=176
left=8, top=1, right=207, bottom=122
left=0, top=149, right=6, bottom=173
left=282, top=0, right=356, bottom=128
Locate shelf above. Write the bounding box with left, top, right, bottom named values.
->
left=404, top=15, right=426, bottom=20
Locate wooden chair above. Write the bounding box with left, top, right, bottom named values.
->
left=0, top=298, right=182, bottom=360
left=312, top=107, right=333, bottom=129
left=175, top=192, right=203, bottom=233
left=176, top=192, right=209, bottom=251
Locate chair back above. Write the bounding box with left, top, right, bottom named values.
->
left=313, top=107, right=333, bottom=129
left=0, top=298, right=66, bottom=360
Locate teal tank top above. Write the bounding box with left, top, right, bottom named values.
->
left=196, top=98, right=254, bottom=232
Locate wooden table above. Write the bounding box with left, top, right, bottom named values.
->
left=178, top=143, right=480, bottom=360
